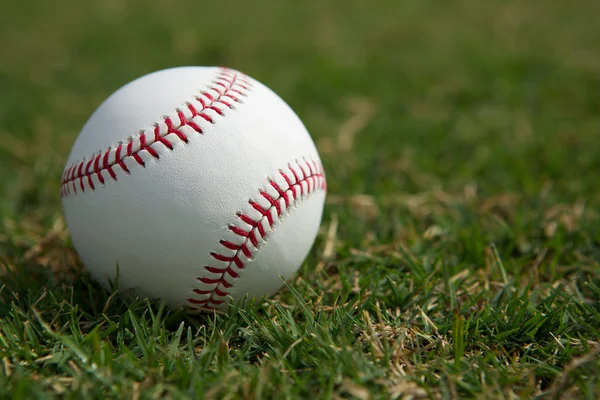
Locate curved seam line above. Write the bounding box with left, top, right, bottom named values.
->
left=188, top=157, right=327, bottom=310
left=59, top=67, right=251, bottom=197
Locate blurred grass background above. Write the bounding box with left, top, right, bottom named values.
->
left=1, top=0, right=599, bottom=398
left=3, top=1, right=600, bottom=208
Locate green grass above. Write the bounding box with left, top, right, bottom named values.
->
left=1, top=0, right=600, bottom=398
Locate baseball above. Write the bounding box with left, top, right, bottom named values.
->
left=60, top=66, right=327, bottom=311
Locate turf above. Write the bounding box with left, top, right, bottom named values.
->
left=1, top=0, right=600, bottom=398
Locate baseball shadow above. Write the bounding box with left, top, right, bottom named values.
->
left=0, top=241, right=203, bottom=329
left=1, top=231, right=272, bottom=336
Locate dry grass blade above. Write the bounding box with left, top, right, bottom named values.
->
left=315, top=213, right=339, bottom=274
left=337, top=97, right=376, bottom=153
left=549, top=344, right=600, bottom=399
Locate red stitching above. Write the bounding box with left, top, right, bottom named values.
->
left=227, top=89, right=245, bottom=97
left=84, top=159, right=93, bottom=175
left=196, top=96, right=208, bottom=109
left=288, top=166, right=300, bottom=187
left=60, top=68, right=250, bottom=196
left=106, top=165, right=116, bottom=181
left=256, top=220, right=267, bottom=239
left=187, top=103, right=199, bottom=116
left=188, top=158, right=326, bottom=310
left=186, top=119, right=203, bottom=133
left=238, top=213, right=255, bottom=226
left=165, top=117, right=189, bottom=142
left=223, top=94, right=238, bottom=102
left=177, top=110, right=186, bottom=126
left=229, top=225, right=249, bottom=237
left=198, top=276, right=233, bottom=287
left=84, top=159, right=94, bottom=189
left=132, top=153, right=144, bottom=167
left=269, top=179, right=284, bottom=195
left=156, top=129, right=174, bottom=150
left=240, top=243, right=251, bottom=258
left=214, top=81, right=228, bottom=91
left=188, top=297, right=224, bottom=306
left=198, top=113, right=213, bottom=123
left=250, top=200, right=268, bottom=216
left=207, top=106, right=223, bottom=115
left=219, top=240, right=240, bottom=251
left=248, top=230, right=259, bottom=247
left=78, top=163, right=85, bottom=192
left=102, top=151, right=117, bottom=181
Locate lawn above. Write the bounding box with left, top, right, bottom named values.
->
left=1, top=0, right=600, bottom=398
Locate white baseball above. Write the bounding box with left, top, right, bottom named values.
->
left=60, top=66, right=326, bottom=311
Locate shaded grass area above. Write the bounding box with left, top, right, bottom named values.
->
left=1, top=0, right=599, bottom=398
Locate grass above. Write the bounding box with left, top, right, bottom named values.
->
left=1, top=0, right=600, bottom=398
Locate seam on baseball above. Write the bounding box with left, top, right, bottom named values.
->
left=59, top=67, right=251, bottom=197
left=187, top=157, right=327, bottom=310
